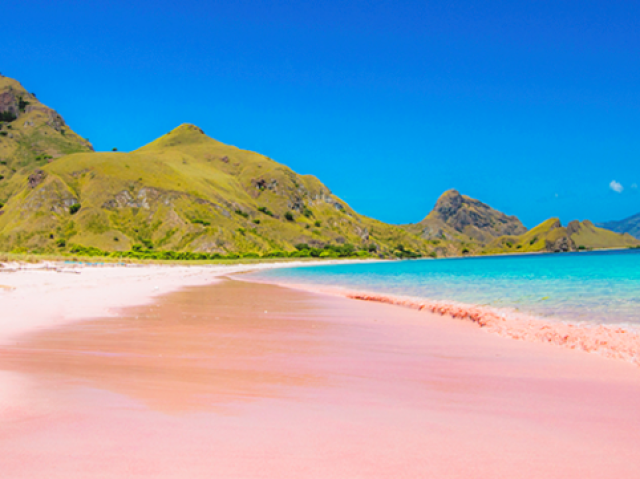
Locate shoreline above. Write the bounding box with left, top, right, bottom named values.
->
left=237, top=275, right=640, bottom=366
left=2, top=275, right=640, bottom=478
left=4, top=257, right=639, bottom=368
left=0, top=259, right=374, bottom=344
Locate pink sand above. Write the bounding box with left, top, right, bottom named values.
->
left=241, top=278, right=640, bottom=366
left=1, top=270, right=640, bottom=478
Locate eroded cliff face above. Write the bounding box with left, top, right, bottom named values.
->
left=415, top=189, right=527, bottom=244
left=544, top=220, right=576, bottom=252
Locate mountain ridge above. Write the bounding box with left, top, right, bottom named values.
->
left=0, top=122, right=440, bottom=258
left=0, top=73, right=637, bottom=259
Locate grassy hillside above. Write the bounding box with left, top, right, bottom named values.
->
left=0, top=124, right=437, bottom=258
left=485, top=218, right=639, bottom=254
left=568, top=220, right=639, bottom=249
left=1, top=73, right=635, bottom=260
left=597, top=213, right=640, bottom=240
left=485, top=218, right=574, bottom=253
left=0, top=74, right=93, bottom=202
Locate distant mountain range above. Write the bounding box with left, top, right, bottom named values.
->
left=0, top=73, right=637, bottom=258
left=597, top=213, right=640, bottom=240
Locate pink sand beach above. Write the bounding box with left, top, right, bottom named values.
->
left=1, top=264, right=640, bottom=478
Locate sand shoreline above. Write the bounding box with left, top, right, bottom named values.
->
left=0, top=259, right=373, bottom=344
left=236, top=275, right=640, bottom=366
left=4, top=258, right=639, bottom=364
left=2, top=264, right=640, bottom=477
left=1, top=275, right=640, bottom=478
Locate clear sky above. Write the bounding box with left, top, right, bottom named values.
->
left=3, top=0, right=639, bottom=227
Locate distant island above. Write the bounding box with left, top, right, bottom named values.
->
left=1, top=73, right=638, bottom=260
left=597, top=213, right=640, bottom=240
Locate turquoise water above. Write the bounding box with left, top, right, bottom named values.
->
left=251, top=250, right=640, bottom=328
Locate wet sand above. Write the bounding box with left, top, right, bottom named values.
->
left=1, top=278, right=640, bottom=478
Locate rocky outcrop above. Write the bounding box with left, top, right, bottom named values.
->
left=28, top=169, right=46, bottom=189
left=546, top=234, right=576, bottom=252
left=102, top=187, right=178, bottom=210
left=566, top=220, right=581, bottom=235
left=25, top=104, right=65, bottom=131
left=415, top=190, right=527, bottom=243
left=0, top=90, right=19, bottom=117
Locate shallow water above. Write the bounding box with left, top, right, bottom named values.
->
left=250, top=250, right=640, bottom=327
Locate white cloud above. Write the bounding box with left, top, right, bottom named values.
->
left=609, top=180, right=624, bottom=193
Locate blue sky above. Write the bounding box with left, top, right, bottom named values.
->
left=3, top=0, right=639, bottom=226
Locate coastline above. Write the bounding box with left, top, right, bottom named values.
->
left=237, top=275, right=640, bottom=366
left=0, top=259, right=374, bottom=344
left=4, top=257, right=639, bottom=367
left=1, top=275, right=640, bottom=478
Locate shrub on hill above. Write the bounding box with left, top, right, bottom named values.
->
left=18, top=97, right=29, bottom=112
left=192, top=218, right=211, bottom=226
left=394, top=244, right=421, bottom=259
left=257, top=206, right=274, bottom=216
left=284, top=211, right=294, bottom=221
left=69, top=204, right=81, bottom=215
left=0, top=111, right=17, bottom=122
left=63, top=242, right=372, bottom=261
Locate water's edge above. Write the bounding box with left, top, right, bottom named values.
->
left=237, top=275, right=640, bottom=366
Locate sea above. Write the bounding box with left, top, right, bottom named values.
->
left=248, top=249, right=640, bottom=330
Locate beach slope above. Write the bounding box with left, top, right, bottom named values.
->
left=1, top=267, right=639, bottom=478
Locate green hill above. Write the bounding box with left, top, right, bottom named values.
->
left=597, top=213, right=640, bottom=240
left=0, top=74, right=93, bottom=202
left=0, top=123, right=435, bottom=258
left=0, top=73, right=636, bottom=260
left=486, top=218, right=575, bottom=253
left=568, top=220, right=639, bottom=249
left=485, top=218, right=640, bottom=254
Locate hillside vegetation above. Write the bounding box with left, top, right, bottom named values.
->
left=0, top=124, right=436, bottom=258
left=0, top=73, right=637, bottom=260
left=485, top=218, right=639, bottom=254
left=0, top=74, right=93, bottom=202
